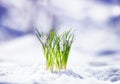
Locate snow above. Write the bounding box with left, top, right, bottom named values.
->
left=91, top=67, right=120, bottom=82
left=0, top=0, right=120, bottom=84
left=0, top=34, right=120, bottom=84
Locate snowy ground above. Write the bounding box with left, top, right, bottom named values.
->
left=0, top=0, right=120, bottom=83
left=0, top=34, right=120, bottom=84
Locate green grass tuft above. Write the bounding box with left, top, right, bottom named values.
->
left=35, top=28, right=74, bottom=72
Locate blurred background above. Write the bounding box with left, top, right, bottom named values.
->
left=0, top=0, right=120, bottom=83
left=0, top=0, right=120, bottom=55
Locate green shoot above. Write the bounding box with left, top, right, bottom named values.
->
left=35, top=28, right=74, bottom=72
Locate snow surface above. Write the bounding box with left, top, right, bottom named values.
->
left=0, top=0, right=120, bottom=83
left=0, top=34, right=120, bottom=84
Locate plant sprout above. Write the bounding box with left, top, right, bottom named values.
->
left=35, top=28, right=74, bottom=72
